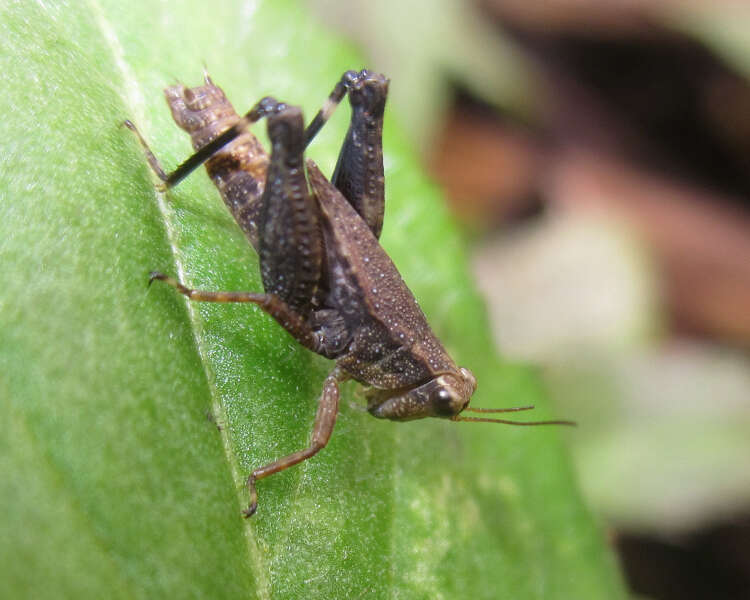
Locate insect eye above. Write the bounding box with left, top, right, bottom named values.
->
left=431, top=387, right=457, bottom=416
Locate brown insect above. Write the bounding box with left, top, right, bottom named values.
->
left=125, top=69, right=574, bottom=517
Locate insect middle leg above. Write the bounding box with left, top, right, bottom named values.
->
left=148, top=272, right=321, bottom=352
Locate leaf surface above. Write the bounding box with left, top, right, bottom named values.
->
left=0, top=1, right=625, bottom=598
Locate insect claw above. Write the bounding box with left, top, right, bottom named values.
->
left=243, top=474, right=259, bottom=518
left=242, top=503, right=258, bottom=518
left=148, top=271, right=166, bottom=286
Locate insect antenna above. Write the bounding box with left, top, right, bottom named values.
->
left=454, top=415, right=576, bottom=426
left=454, top=407, right=576, bottom=426
left=458, top=404, right=576, bottom=426
left=465, top=405, right=535, bottom=413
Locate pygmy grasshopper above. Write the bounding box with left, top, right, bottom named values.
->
left=126, top=69, right=573, bottom=517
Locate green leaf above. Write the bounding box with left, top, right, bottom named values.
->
left=0, top=0, right=625, bottom=598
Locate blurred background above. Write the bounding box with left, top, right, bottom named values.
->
left=309, top=1, right=750, bottom=598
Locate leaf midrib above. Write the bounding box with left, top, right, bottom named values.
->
left=87, top=1, right=271, bottom=595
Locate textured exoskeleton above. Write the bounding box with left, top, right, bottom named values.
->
left=126, top=70, right=572, bottom=517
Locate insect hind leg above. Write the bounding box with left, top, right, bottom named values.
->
left=123, top=119, right=169, bottom=185
left=160, top=96, right=289, bottom=188
left=303, top=70, right=390, bottom=239
left=126, top=95, right=291, bottom=191
left=331, top=70, right=388, bottom=239
left=257, top=103, right=325, bottom=318
left=303, top=70, right=358, bottom=145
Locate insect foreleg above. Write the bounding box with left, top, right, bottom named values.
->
left=243, top=368, right=344, bottom=517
